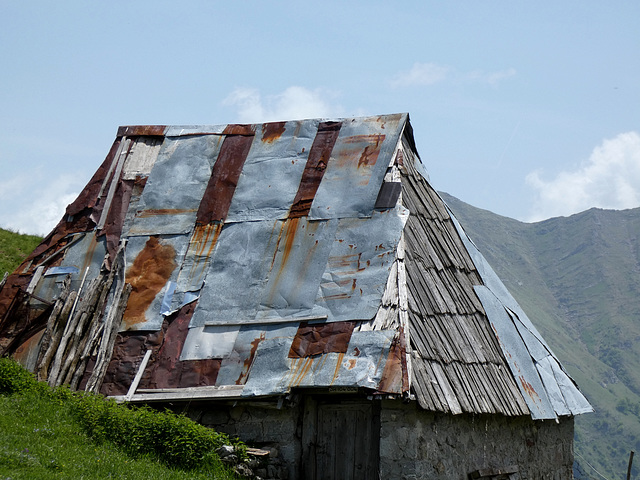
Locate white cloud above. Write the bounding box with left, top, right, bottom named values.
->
left=223, top=86, right=344, bottom=123
left=390, top=63, right=516, bottom=88
left=526, top=132, right=640, bottom=221
left=0, top=171, right=83, bottom=236
left=466, top=67, right=517, bottom=86
left=390, top=62, right=451, bottom=88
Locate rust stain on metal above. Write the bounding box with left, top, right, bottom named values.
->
left=519, top=376, right=541, bottom=403
left=178, top=359, right=222, bottom=387
left=289, top=357, right=315, bottom=388
left=346, top=358, right=357, bottom=370
left=330, top=352, right=345, bottom=385
left=288, top=321, right=355, bottom=358
left=196, top=133, right=254, bottom=225
left=117, top=125, right=167, bottom=137
left=289, top=121, right=341, bottom=218
left=136, top=208, right=197, bottom=218
left=327, top=252, right=366, bottom=274
left=376, top=335, right=404, bottom=393
left=186, top=223, right=223, bottom=283
left=122, top=237, right=177, bottom=327
left=236, top=332, right=266, bottom=385
left=222, top=124, right=257, bottom=136
left=261, top=122, right=286, bottom=143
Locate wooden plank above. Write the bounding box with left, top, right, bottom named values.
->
left=125, top=349, right=152, bottom=401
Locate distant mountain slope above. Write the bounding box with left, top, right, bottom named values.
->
left=441, top=192, right=640, bottom=479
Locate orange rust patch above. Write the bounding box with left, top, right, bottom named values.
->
left=519, top=376, right=540, bottom=403
left=236, top=332, right=266, bottom=385
left=123, top=237, right=177, bottom=327
left=288, top=320, right=355, bottom=358
left=262, top=122, right=286, bottom=143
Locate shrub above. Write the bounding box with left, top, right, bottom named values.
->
left=0, top=357, right=39, bottom=395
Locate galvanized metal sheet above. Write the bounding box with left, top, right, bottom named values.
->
left=122, top=137, right=162, bottom=180
left=241, top=330, right=395, bottom=397
left=120, top=234, right=189, bottom=331
left=192, top=205, right=407, bottom=327
left=164, top=125, right=226, bottom=136
left=474, top=285, right=556, bottom=420
left=180, top=325, right=240, bottom=360
left=309, top=113, right=407, bottom=220
left=225, top=120, right=319, bottom=223
left=215, top=323, right=300, bottom=386
left=126, top=135, right=224, bottom=236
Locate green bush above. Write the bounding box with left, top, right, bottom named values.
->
left=1, top=358, right=246, bottom=474
left=0, top=357, right=39, bottom=395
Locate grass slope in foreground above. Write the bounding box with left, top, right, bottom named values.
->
left=0, top=227, right=42, bottom=277
left=0, top=358, right=240, bottom=480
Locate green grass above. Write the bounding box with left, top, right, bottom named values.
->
left=0, top=359, right=241, bottom=480
left=0, top=227, right=42, bottom=276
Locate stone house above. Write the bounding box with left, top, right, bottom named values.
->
left=0, top=113, right=591, bottom=479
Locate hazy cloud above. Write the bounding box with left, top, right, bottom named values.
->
left=223, top=86, right=344, bottom=123
left=390, top=63, right=516, bottom=88
left=390, top=62, right=451, bottom=88
left=0, top=171, right=83, bottom=235
left=526, top=132, right=640, bottom=221
left=466, top=67, right=517, bottom=86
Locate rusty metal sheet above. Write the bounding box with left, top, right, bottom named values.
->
left=289, top=121, right=342, bottom=218
left=195, top=134, right=254, bottom=225
left=120, top=235, right=188, bottom=331
left=241, top=330, right=395, bottom=397
left=117, top=125, right=167, bottom=137
left=288, top=321, right=355, bottom=358
left=309, top=114, right=407, bottom=220
left=126, top=135, right=224, bottom=236
left=225, top=120, right=319, bottom=223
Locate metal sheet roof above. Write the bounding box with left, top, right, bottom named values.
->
left=0, top=112, right=591, bottom=420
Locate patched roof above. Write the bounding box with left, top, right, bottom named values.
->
left=0, top=113, right=592, bottom=420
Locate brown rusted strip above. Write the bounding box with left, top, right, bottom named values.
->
left=376, top=333, right=405, bottom=394
left=196, top=133, right=255, bottom=225
left=222, top=123, right=256, bottom=136
left=100, top=179, right=135, bottom=270
left=289, top=121, right=341, bottom=218
left=178, top=359, right=222, bottom=387
left=117, top=125, right=167, bottom=137
left=288, top=320, right=355, bottom=358
left=261, top=121, right=286, bottom=143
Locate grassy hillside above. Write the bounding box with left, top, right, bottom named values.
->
left=0, top=227, right=42, bottom=277
left=442, top=192, right=640, bottom=480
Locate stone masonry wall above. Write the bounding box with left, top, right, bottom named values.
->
left=190, top=400, right=301, bottom=480
left=379, top=400, right=575, bottom=480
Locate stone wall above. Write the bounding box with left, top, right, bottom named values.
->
left=189, top=400, right=301, bottom=480
left=183, top=396, right=575, bottom=480
left=379, top=400, right=575, bottom=480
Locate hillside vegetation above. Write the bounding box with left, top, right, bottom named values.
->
left=442, top=192, right=640, bottom=480
left=0, top=227, right=42, bottom=277
left=0, top=357, right=241, bottom=479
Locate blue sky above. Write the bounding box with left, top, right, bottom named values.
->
left=1, top=1, right=639, bottom=235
